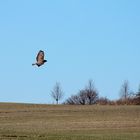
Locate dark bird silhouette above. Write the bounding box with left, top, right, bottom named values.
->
left=32, top=50, right=47, bottom=67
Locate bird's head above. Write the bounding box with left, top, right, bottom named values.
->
left=44, top=60, right=47, bottom=63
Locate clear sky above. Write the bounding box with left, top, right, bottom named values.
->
left=0, top=0, right=140, bottom=104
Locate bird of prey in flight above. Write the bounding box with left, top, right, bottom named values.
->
left=32, top=50, right=47, bottom=67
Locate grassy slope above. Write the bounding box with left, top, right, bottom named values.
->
left=0, top=103, right=140, bottom=140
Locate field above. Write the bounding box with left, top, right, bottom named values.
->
left=0, top=103, right=140, bottom=140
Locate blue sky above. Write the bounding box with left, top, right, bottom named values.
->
left=0, top=0, right=140, bottom=103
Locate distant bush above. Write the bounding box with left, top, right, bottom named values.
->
left=97, top=97, right=110, bottom=105
left=64, top=80, right=99, bottom=105
left=64, top=79, right=140, bottom=106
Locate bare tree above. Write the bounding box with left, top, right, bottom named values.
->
left=77, top=90, right=87, bottom=105
left=85, top=80, right=99, bottom=105
left=136, top=84, right=140, bottom=97
left=64, top=91, right=87, bottom=105
left=64, top=95, right=80, bottom=105
left=51, top=82, right=64, bottom=104
left=120, top=80, right=130, bottom=104
left=134, top=84, right=140, bottom=105
left=64, top=79, right=98, bottom=105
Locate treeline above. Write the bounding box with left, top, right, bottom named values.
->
left=51, top=80, right=140, bottom=105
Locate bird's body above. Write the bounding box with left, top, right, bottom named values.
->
left=32, top=50, right=47, bottom=67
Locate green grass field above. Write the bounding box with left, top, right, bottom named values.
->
left=0, top=103, right=140, bottom=140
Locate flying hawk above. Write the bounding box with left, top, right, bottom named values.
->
left=32, top=50, right=47, bottom=67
